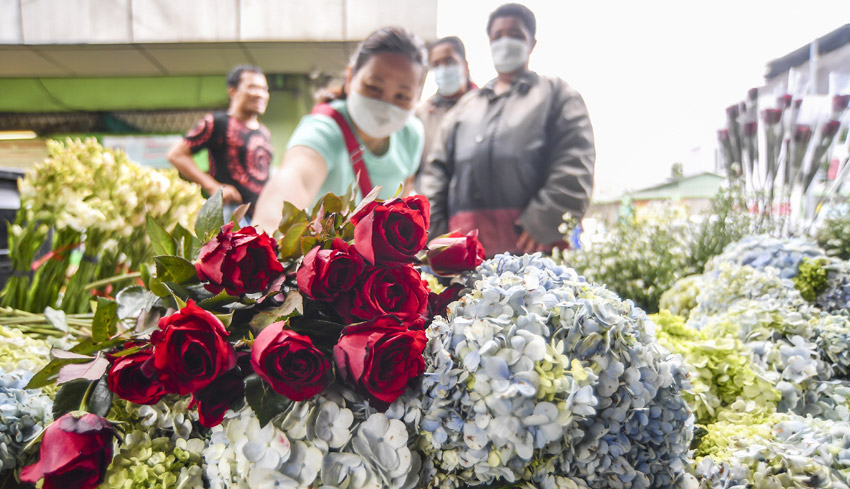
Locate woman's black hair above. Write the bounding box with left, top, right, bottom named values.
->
left=226, top=65, right=264, bottom=89
left=351, top=26, right=428, bottom=74
left=429, top=36, right=467, bottom=61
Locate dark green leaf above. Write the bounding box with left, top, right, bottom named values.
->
left=92, top=297, right=118, bottom=342
left=279, top=222, right=310, bottom=259
left=320, top=193, right=343, bottom=215
left=155, top=256, right=200, bottom=284
left=278, top=202, right=307, bottom=233
left=149, top=275, right=170, bottom=298
left=195, top=189, right=224, bottom=241
left=70, top=336, right=128, bottom=356
left=244, top=375, right=293, bottom=427
left=26, top=358, right=83, bottom=389
left=52, top=379, right=90, bottom=419
left=146, top=215, right=176, bottom=256
left=249, top=290, right=302, bottom=332
left=300, top=237, right=318, bottom=255
left=172, top=223, right=203, bottom=260
left=288, top=316, right=345, bottom=348
left=197, top=289, right=241, bottom=310
left=86, top=376, right=113, bottom=417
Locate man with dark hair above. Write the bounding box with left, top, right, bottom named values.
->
left=421, top=3, right=595, bottom=255
left=414, top=36, right=475, bottom=192
left=168, top=65, right=273, bottom=222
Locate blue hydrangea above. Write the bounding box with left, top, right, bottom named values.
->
left=0, top=368, right=53, bottom=473
left=711, top=235, right=825, bottom=279
left=420, top=254, right=693, bottom=489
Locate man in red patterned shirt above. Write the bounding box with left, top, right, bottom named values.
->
left=168, top=65, right=274, bottom=222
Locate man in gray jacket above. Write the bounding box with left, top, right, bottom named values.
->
left=420, top=3, right=595, bottom=256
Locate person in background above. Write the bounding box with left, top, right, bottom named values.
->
left=253, top=27, right=427, bottom=234
left=420, top=3, right=595, bottom=256
left=414, top=36, right=475, bottom=192
left=167, top=65, right=273, bottom=223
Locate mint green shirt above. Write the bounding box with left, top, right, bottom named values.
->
left=286, top=99, right=425, bottom=205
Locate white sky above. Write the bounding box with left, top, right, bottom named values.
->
left=429, top=0, right=849, bottom=199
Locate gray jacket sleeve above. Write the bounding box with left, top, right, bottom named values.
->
left=420, top=115, right=454, bottom=238
left=519, top=80, right=596, bottom=244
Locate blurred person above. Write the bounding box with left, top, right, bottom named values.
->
left=253, top=27, right=427, bottom=233
left=168, top=65, right=273, bottom=223
left=414, top=36, right=475, bottom=191
left=420, top=3, right=595, bottom=256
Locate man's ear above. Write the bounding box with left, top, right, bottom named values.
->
left=529, top=38, right=537, bottom=55
left=227, top=85, right=237, bottom=99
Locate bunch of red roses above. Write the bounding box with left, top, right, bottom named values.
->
left=20, top=192, right=484, bottom=489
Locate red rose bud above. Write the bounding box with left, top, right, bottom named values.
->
left=351, top=195, right=430, bottom=265
left=777, top=94, right=792, bottom=108
left=152, top=300, right=236, bottom=395
left=833, top=94, right=850, bottom=113
left=195, top=222, right=284, bottom=296
left=795, top=125, right=813, bottom=144
left=717, top=129, right=730, bottom=141
left=21, top=413, right=117, bottom=489
left=191, top=368, right=245, bottom=427
left=726, top=104, right=739, bottom=118
left=297, top=238, right=363, bottom=301
left=107, top=348, right=166, bottom=405
left=425, top=230, right=485, bottom=276
left=823, top=120, right=842, bottom=140
left=747, top=87, right=758, bottom=101
left=743, top=121, right=758, bottom=137
left=333, top=315, right=427, bottom=408
left=250, top=322, right=332, bottom=401
left=350, top=265, right=429, bottom=324
left=761, top=108, right=782, bottom=125
left=793, top=99, right=802, bottom=109
left=428, top=283, right=464, bottom=319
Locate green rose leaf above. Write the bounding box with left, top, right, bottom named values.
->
left=146, top=215, right=176, bottom=257
left=244, top=374, right=293, bottom=427
left=92, top=297, right=119, bottom=343
left=52, top=379, right=90, bottom=419
left=195, top=189, right=224, bottom=241
left=155, top=256, right=200, bottom=285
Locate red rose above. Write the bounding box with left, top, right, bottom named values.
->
left=333, top=315, right=427, bottom=408
left=351, top=195, right=430, bottom=265
left=21, top=413, right=117, bottom=489
left=425, top=230, right=485, bottom=276
left=350, top=265, right=429, bottom=324
left=250, top=322, right=331, bottom=401
left=152, top=300, right=236, bottom=395
left=107, top=348, right=165, bottom=405
left=195, top=222, right=284, bottom=296
left=191, top=368, right=245, bottom=427
left=297, top=238, right=364, bottom=301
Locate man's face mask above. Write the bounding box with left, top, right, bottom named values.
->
left=490, top=37, right=530, bottom=74
left=346, top=90, right=412, bottom=139
left=433, top=64, right=465, bottom=97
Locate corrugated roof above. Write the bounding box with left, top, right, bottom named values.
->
left=765, top=24, right=850, bottom=79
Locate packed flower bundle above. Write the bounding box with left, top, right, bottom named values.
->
left=3, top=138, right=205, bottom=314
left=654, top=234, right=850, bottom=486
left=4, top=188, right=489, bottom=489
left=420, top=254, right=694, bottom=489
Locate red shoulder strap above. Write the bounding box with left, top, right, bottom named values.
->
left=311, top=103, right=373, bottom=197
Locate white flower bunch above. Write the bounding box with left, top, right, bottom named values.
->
left=420, top=254, right=693, bottom=489
left=202, top=388, right=422, bottom=489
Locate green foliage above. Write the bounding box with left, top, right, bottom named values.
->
left=793, top=257, right=829, bottom=302
left=567, top=188, right=761, bottom=313
left=816, top=204, right=850, bottom=260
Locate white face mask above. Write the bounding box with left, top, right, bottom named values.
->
left=490, top=37, right=530, bottom=74
left=346, top=90, right=412, bottom=139
left=433, top=64, right=465, bottom=97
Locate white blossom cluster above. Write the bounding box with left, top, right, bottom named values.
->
left=202, top=389, right=422, bottom=489
left=420, top=253, right=693, bottom=489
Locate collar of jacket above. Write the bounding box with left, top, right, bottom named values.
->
left=481, top=70, right=539, bottom=98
